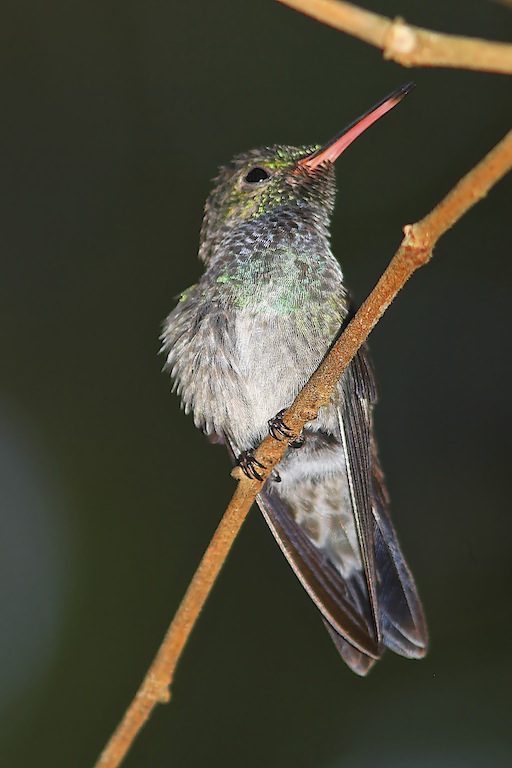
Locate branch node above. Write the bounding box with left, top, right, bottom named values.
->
left=157, top=688, right=171, bottom=704
left=401, top=224, right=433, bottom=268
left=384, top=17, right=417, bottom=61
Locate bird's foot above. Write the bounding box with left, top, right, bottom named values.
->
left=237, top=450, right=266, bottom=481
left=268, top=410, right=304, bottom=448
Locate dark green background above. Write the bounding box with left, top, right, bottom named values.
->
left=1, top=1, right=511, bottom=766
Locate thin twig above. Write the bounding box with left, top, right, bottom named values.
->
left=277, top=0, right=512, bottom=74
left=95, top=129, right=512, bottom=768
left=95, top=479, right=259, bottom=765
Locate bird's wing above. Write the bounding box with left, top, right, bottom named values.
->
left=337, top=348, right=381, bottom=644
left=339, top=348, right=428, bottom=658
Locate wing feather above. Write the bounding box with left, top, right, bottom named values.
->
left=338, top=350, right=380, bottom=645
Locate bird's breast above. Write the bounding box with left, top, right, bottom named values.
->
left=230, top=305, right=341, bottom=448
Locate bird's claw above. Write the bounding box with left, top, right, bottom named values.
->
left=269, top=409, right=304, bottom=448
left=268, top=409, right=294, bottom=441
left=237, top=450, right=266, bottom=481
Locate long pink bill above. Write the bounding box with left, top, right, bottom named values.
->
left=300, top=82, right=415, bottom=170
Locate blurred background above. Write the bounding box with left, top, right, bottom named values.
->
left=1, top=1, right=511, bottom=766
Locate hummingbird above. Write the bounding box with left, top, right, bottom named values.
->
left=161, top=83, right=428, bottom=675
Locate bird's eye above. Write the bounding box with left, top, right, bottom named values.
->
left=244, top=167, right=270, bottom=184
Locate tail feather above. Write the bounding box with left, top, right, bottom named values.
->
left=255, top=453, right=427, bottom=671
left=323, top=620, right=378, bottom=676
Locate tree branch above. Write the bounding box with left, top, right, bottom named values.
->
left=277, top=0, right=512, bottom=74
left=94, top=129, right=512, bottom=768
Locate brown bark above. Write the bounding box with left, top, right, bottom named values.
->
left=278, top=0, right=512, bottom=74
